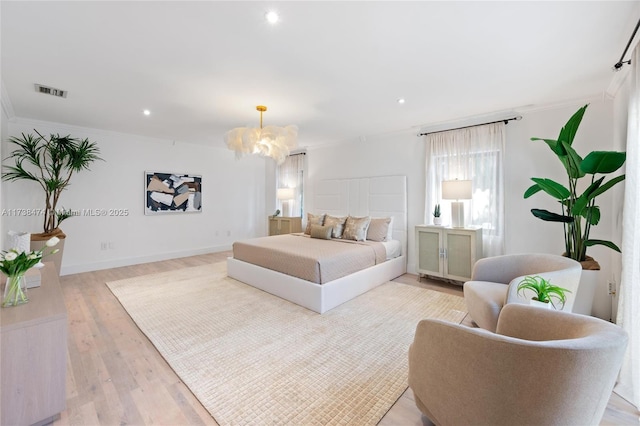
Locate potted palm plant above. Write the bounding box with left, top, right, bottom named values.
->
left=523, top=104, right=626, bottom=270
left=517, top=275, right=571, bottom=310
left=2, top=130, right=102, bottom=275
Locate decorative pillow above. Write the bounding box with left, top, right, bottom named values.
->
left=304, top=213, right=325, bottom=235
left=343, top=216, right=371, bottom=241
left=310, top=224, right=332, bottom=240
left=386, top=216, right=394, bottom=241
left=367, top=217, right=392, bottom=242
left=323, top=215, right=347, bottom=239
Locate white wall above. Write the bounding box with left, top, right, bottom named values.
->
left=305, top=98, right=622, bottom=319
left=0, top=105, right=7, bottom=247
left=2, top=118, right=268, bottom=274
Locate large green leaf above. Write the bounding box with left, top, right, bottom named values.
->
left=530, top=178, right=571, bottom=200
left=523, top=183, right=542, bottom=199
left=572, top=177, right=604, bottom=215
left=560, top=141, right=585, bottom=179
left=582, top=205, right=600, bottom=225
left=531, top=209, right=574, bottom=223
left=585, top=239, right=621, bottom=252
left=581, top=151, right=626, bottom=174
left=558, top=104, right=588, bottom=146
left=589, top=174, right=626, bottom=199
left=531, top=137, right=565, bottom=157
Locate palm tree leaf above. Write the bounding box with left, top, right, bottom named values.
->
left=558, top=104, right=588, bottom=146
left=581, top=151, right=626, bottom=174
left=585, top=239, right=621, bottom=252
left=531, top=209, right=574, bottom=223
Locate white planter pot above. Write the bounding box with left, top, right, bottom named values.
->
left=529, top=299, right=552, bottom=309
left=433, top=217, right=442, bottom=226
left=572, top=269, right=599, bottom=317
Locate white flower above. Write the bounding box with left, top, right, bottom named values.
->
left=28, top=253, right=40, bottom=260
left=50, top=249, right=60, bottom=255
left=4, top=252, right=17, bottom=261
left=45, top=237, right=60, bottom=247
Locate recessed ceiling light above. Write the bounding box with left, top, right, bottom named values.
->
left=143, top=109, right=151, bottom=116
left=265, top=11, right=279, bottom=24
left=397, top=98, right=406, bottom=104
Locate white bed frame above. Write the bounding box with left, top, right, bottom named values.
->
left=227, top=175, right=408, bottom=314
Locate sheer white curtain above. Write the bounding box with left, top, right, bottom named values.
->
left=276, top=153, right=304, bottom=217
left=616, top=43, right=640, bottom=409
left=424, top=122, right=505, bottom=257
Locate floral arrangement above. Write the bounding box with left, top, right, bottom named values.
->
left=1, top=236, right=59, bottom=307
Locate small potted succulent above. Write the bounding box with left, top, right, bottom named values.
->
left=433, top=204, right=442, bottom=226
left=516, top=275, right=571, bottom=310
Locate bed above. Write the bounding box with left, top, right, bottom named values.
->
left=227, top=175, right=407, bottom=313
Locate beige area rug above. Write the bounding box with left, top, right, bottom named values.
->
left=106, top=262, right=466, bottom=425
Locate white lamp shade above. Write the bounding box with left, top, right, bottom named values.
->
left=277, top=187, right=295, bottom=200
left=442, top=180, right=472, bottom=200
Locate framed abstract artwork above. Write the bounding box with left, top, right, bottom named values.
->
left=145, top=171, right=202, bottom=214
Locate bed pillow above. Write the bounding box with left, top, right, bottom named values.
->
left=304, top=213, right=326, bottom=235
left=343, top=216, right=371, bottom=241
left=367, top=217, right=392, bottom=242
left=323, top=215, right=347, bottom=239
left=310, top=224, right=332, bottom=240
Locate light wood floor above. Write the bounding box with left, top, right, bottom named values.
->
left=53, top=251, right=639, bottom=426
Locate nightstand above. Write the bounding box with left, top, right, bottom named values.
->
left=269, top=216, right=302, bottom=236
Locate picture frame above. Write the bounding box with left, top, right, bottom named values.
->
left=145, top=171, right=202, bottom=214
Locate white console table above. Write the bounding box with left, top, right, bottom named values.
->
left=415, top=225, right=483, bottom=283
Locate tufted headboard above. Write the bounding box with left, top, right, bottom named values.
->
left=312, top=175, right=407, bottom=257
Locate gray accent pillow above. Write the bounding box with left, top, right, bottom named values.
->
left=367, top=217, right=392, bottom=242
left=304, top=213, right=325, bottom=235
left=323, top=215, right=347, bottom=239
left=310, top=224, right=332, bottom=240
left=343, top=216, right=371, bottom=241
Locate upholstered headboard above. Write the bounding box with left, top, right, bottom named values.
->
left=312, top=175, right=408, bottom=257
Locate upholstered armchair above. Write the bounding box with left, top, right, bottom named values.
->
left=464, top=253, right=582, bottom=332
left=408, top=304, right=628, bottom=426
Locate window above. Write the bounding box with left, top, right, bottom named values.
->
left=276, top=153, right=305, bottom=217
left=425, top=123, right=505, bottom=257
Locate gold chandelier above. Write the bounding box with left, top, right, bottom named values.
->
left=224, top=105, right=298, bottom=165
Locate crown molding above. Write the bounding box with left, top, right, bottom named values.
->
left=512, top=94, right=607, bottom=115
left=8, top=116, right=223, bottom=150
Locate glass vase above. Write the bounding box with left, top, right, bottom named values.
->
left=2, top=274, right=28, bottom=307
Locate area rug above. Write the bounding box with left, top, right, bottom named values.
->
left=106, top=262, right=466, bottom=425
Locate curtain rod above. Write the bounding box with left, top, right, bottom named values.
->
left=613, top=17, right=640, bottom=71
left=289, top=152, right=306, bottom=156
left=417, top=115, right=522, bottom=137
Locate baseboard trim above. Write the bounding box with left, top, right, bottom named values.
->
left=60, top=245, right=232, bottom=276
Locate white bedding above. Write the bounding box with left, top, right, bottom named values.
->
left=381, top=240, right=402, bottom=260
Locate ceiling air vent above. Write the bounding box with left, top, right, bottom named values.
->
left=34, top=84, right=67, bottom=98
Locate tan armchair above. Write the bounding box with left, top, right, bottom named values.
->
left=464, top=253, right=582, bottom=332
left=408, top=304, right=628, bottom=426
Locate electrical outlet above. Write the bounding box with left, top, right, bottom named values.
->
left=227, top=230, right=231, bottom=236
left=108, top=242, right=115, bottom=250
left=100, top=242, right=107, bottom=250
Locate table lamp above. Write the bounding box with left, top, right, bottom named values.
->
left=442, top=179, right=472, bottom=228
left=277, top=187, right=295, bottom=217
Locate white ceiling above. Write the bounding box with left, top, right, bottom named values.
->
left=2, top=1, right=639, bottom=149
